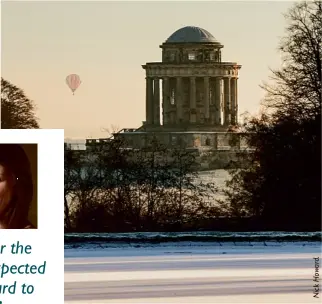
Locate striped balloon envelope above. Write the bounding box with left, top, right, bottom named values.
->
left=66, top=74, right=81, bottom=95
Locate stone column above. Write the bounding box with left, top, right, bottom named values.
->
left=230, top=78, right=237, bottom=125
left=235, top=78, right=238, bottom=124
left=204, top=76, right=210, bottom=121
left=146, top=77, right=154, bottom=125
left=190, top=76, right=196, bottom=123
left=223, top=77, right=231, bottom=126
left=162, top=77, right=170, bottom=125
left=214, top=77, right=221, bottom=125
left=153, top=78, right=160, bottom=125
left=176, top=77, right=183, bottom=122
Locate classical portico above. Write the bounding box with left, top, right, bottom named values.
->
left=142, top=26, right=241, bottom=130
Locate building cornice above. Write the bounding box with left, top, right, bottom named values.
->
left=142, top=62, right=241, bottom=78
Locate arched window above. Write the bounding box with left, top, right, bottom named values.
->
left=194, top=137, right=201, bottom=147
left=171, top=135, right=177, bottom=145
left=170, top=89, right=175, bottom=105
left=209, top=89, right=213, bottom=105
left=188, top=53, right=196, bottom=60
left=205, top=138, right=211, bottom=146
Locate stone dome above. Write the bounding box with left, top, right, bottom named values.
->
left=165, top=26, right=217, bottom=43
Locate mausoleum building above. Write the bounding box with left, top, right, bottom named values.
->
left=88, top=26, right=246, bottom=154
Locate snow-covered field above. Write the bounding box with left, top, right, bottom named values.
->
left=65, top=242, right=321, bottom=303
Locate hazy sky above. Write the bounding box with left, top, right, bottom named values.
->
left=2, top=1, right=294, bottom=139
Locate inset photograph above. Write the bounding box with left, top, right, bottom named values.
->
left=0, top=143, right=37, bottom=229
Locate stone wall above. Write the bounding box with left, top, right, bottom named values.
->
left=86, top=131, right=252, bottom=170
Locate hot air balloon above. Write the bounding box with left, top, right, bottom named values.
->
left=66, top=74, right=81, bottom=95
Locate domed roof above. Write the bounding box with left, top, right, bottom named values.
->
left=166, top=26, right=217, bottom=43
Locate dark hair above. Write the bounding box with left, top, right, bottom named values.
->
left=0, top=144, right=33, bottom=229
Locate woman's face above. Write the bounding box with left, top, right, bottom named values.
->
left=0, top=163, right=14, bottom=207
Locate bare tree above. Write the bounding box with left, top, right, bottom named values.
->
left=1, top=78, right=39, bottom=128
left=100, top=124, right=121, bottom=137
left=261, top=1, right=321, bottom=120
left=223, top=1, right=322, bottom=230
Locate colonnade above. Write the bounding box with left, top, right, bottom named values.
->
left=145, top=76, right=238, bottom=126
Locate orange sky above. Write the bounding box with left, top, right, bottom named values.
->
left=2, top=1, right=294, bottom=139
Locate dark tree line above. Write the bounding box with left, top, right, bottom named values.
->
left=221, top=1, right=321, bottom=231
left=64, top=138, right=219, bottom=232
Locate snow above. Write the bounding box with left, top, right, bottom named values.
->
left=65, top=242, right=321, bottom=303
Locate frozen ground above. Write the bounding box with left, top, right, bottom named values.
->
left=65, top=242, right=321, bottom=303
